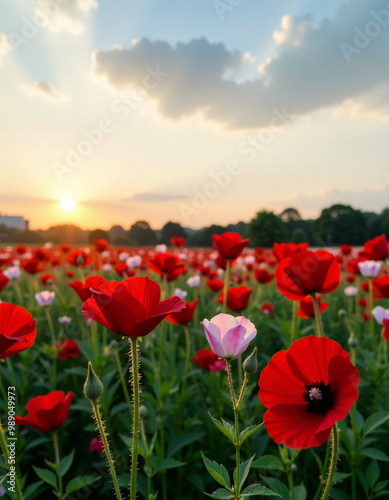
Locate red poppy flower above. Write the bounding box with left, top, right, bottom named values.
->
left=261, top=302, right=275, bottom=315
left=254, top=269, right=274, bottom=284
left=114, top=263, right=136, bottom=278
left=68, top=250, right=91, bottom=268
left=372, top=276, right=389, bottom=299
left=0, top=272, right=9, bottom=293
left=149, top=253, right=186, bottom=281
left=297, top=294, right=329, bottom=319
left=16, top=244, right=27, bottom=255
left=34, top=248, right=50, bottom=261
left=15, top=391, right=74, bottom=432
left=94, top=239, right=109, bottom=253
left=340, top=244, right=353, bottom=256
left=0, top=302, right=36, bottom=359
left=192, top=349, right=226, bottom=372
left=359, top=298, right=368, bottom=308
left=56, top=340, right=81, bottom=360
left=360, top=234, right=389, bottom=261
left=59, top=243, right=72, bottom=254
left=65, top=270, right=75, bottom=278
left=165, top=299, right=198, bottom=325
left=273, top=243, right=309, bottom=262
left=258, top=336, right=360, bottom=449
left=347, top=257, right=366, bottom=275
left=360, top=281, right=369, bottom=293
left=89, top=437, right=104, bottom=453
left=68, top=276, right=106, bottom=302
left=21, top=258, right=45, bottom=275
left=275, top=250, right=340, bottom=301
left=345, top=275, right=356, bottom=283
left=218, top=285, right=253, bottom=312
left=40, top=272, right=56, bottom=286
left=81, top=276, right=185, bottom=337
left=170, top=236, right=186, bottom=248
left=383, top=319, right=389, bottom=341
left=212, top=232, right=250, bottom=260
left=206, top=278, right=224, bottom=292
left=361, top=311, right=370, bottom=322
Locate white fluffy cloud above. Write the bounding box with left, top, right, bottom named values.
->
left=0, top=32, right=12, bottom=66
left=35, top=0, right=97, bottom=34
left=20, top=81, right=66, bottom=100
left=92, top=0, right=389, bottom=129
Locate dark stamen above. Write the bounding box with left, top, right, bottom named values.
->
left=303, top=381, right=334, bottom=416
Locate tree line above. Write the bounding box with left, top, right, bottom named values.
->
left=0, top=204, right=388, bottom=247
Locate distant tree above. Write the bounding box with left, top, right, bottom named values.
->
left=245, top=211, right=287, bottom=247
left=160, top=222, right=187, bottom=245
left=280, top=208, right=301, bottom=223
left=40, top=224, right=88, bottom=244
left=88, top=229, right=110, bottom=244
left=187, top=225, right=225, bottom=247
left=313, top=204, right=368, bottom=245
left=291, top=228, right=308, bottom=244
left=225, top=221, right=247, bottom=236
left=367, top=209, right=389, bottom=238
left=128, top=221, right=157, bottom=246
left=108, top=225, right=127, bottom=240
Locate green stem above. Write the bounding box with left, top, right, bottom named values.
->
left=91, top=321, right=99, bottom=363
left=286, top=468, right=296, bottom=500
left=0, top=419, right=23, bottom=500
left=290, top=300, right=298, bottom=344
left=113, top=348, right=132, bottom=417
left=130, top=337, right=140, bottom=500
left=320, top=425, right=339, bottom=500
left=236, top=373, right=249, bottom=410
left=45, top=307, right=57, bottom=345
left=222, top=260, right=231, bottom=314
left=226, top=360, right=241, bottom=498
left=52, top=431, right=63, bottom=499
left=183, top=326, right=191, bottom=393
left=158, top=320, right=166, bottom=383
left=312, top=294, right=324, bottom=337
left=91, top=401, right=122, bottom=499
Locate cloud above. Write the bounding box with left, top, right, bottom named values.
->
left=125, top=193, right=188, bottom=202
left=20, top=81, right=67, bottom=101
left=92, top=0, right=389, bottom=129
left=35, top=0, right=97, bottom=35
left=272, top=185, right=389, bottom=218
left=0, top=33, right=12, bottom=66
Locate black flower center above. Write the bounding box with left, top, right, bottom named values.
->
left=303, top=381, right=334, bottom=416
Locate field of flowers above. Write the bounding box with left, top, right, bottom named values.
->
left=0, top=233, right=388, bottom=500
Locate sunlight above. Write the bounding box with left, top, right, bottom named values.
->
left=61, top=198, right=76, bottom=211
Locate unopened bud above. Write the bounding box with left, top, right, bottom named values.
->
left=139, top=405, right=148, bottom=418
left=84, top=362, right=103, bottom=401
left=243, top=347, right=258, bottom=375
left=348, top=335, right=358, bottom=348
left=338, top=309, right=347, bottom=319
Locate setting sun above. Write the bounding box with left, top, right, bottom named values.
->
left=61, top=198, right=76, bottom=211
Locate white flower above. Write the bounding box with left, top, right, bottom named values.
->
left=35, top=291, right=55, bottom=307
left=372, top=306, right=389, bottom=325
left=344, top=286, right=358, bottom=297
left=126, top=255, right=142, bottom=269
left=174, top=288, right=188, bottom=300
left=187, top=275, right=200, bottom=288
left=155, top=244, right=167, bottom=254
left=102, top=264, right=112, bottom=272
left=119, top=251, right=130, bottom=261
left=358, top=260, right=382, bottom=278
left=59, top=316, right=72, bottom=325
left=244, top=255, right=255, bottom=265
left=3, top=266, right=21, bottom=280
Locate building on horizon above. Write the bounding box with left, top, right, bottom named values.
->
left=0, top=214, right=29, bottom=231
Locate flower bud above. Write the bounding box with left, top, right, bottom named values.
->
left=84, top=362, right=103, bottom=401
left=243, top=347, right=258, bottom=375
left=338, top=309, right=347, bottom=319
left=139, top=405, right=148, bottom=418
left=348, top=335, right=358, bottom=348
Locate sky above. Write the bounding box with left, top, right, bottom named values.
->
left=1, top=0, right=389, bottom=231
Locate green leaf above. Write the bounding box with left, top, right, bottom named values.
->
left=234, top=455, right=255, bottom=494
left=366, top=460, right=380, bottom=488
left=359, top=448, right=389, bottom=462
left=155, top=458, right=185, bottom=473
left=44, top=460, right=57, bottom=470
left=167, top=432, right=204, bottom=457
left=294, top=484, right=307, bottom=500
left=262, top=477, right=290, bottom=500
left=204, top=489, right=234, bottom=499
left=65, top=475, right=99, bottom=495
left=201, top=452, right=231, bottom=490
left=241, top=484, right=282, bottom=497
left=57, top=449, right=74, bottom=478
left=362, top=412, right=389, bottom=437
left=23, top=481, right=44, bottom=499
left=239, top=423, right=264, bottom=444
left=252, top=455, right=285, bottom=471
left=32, top=467, right=57, bottom=489
left=208, top=413, right=235, bottom=443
